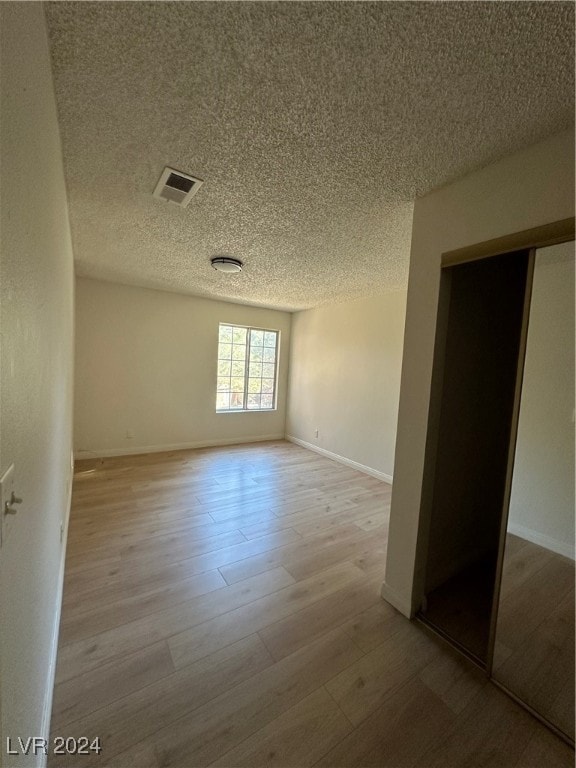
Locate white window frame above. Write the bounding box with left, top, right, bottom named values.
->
left=215, top=323, right=280, bottom=413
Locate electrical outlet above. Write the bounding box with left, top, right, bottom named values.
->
left=314, top=428, right=319, bottom=438
left=125, top=429, right=134, bottom=440
left=0, top=463, right=16, bottom=547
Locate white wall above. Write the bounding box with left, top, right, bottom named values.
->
left=508, top=241, right=575, bottom=559
left=384, top=129, right=575, bottom=616
left=74, top=278, right=291, bottom=457
left=0, top=4, right=75, bottom=766
left=286, top=291, right=407, bottom=482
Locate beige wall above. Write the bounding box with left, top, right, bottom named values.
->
left=384, top=129, right=575, bottom=616
left=0, top=4, right=75, bottom=766
left=74, top=278, right=291, bottom=457
left=286, top=291, right=407, bottom=481
left=508, top=241, right=575, bottom=558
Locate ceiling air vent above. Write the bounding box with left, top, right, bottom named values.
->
left=153, top=167, right=204, bottom=207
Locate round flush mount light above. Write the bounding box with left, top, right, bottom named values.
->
left=211, top=257, right=243, bottom=274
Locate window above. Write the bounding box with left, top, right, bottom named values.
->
left=216, top=324, right=279, bottom=412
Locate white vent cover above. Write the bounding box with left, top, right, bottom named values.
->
left=153, top=167, right=203, bottom=207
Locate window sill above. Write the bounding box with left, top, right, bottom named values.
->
left=216, top=408, right=277, bottom=414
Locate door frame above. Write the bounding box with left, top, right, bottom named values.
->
left=412, top=216, right=575, bottom=661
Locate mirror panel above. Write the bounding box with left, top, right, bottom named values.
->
left=492, top=241, right=575, bottom=741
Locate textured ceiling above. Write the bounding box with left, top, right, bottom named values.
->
left=46, top=2, right=574, bottom=311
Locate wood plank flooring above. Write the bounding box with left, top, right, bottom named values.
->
left=50, top=441, right=573, bottom=767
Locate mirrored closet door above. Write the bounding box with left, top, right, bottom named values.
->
left=492, top=241, right=575, bottom=742
left=416, top=226, right=575, bottom=747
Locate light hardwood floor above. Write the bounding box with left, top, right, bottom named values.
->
left=50, top=441, right=573, bottom=768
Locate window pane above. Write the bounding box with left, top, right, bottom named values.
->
left=249, top=345, right=263, bottom=362
left=218, top=343, right=232, bottom=360
left=261, top=378, right=274, bottom=394
left=248, top=378, right=262, bottom=394
left=262, top=363, right=275, bottom=378
left=264, top=331, right=277, bottom=347
left=249, top=362, right=262, bottom=378
left=230, top=392, right=244, bottom=409
left=230, top=377, right=244, bottom=393
left=231, top=360, right=245, bottom=377
left=216, top=392, right=230, bottom=410
left=217, top=377, right=230, bottom=392
left=250, top=330, right=264, bottom=346
left=232, top=345, right=246, bottom=361
left=263, top=347, right=275, bottom=363
left=219, top=326, right=233, bottom=343
left=261, top=394, right=273, bottom=409
left=233, top=327, right=247, bottom=344
left=247, top=394, right=261, bottom=409
left=218, top=360, right=231, bottom=376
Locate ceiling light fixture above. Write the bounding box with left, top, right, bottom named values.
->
left=211, top=257, right=243, bottom=274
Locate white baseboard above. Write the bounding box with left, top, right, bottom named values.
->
left=285, top=435, right=393, bottom=485
left=380, top=580, right=414, bottom=618
left=508, top=522, right=575, bottom=560
left=74, top=433, right=285, bottom=460
left=40, top=451, right=74, bottom=766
